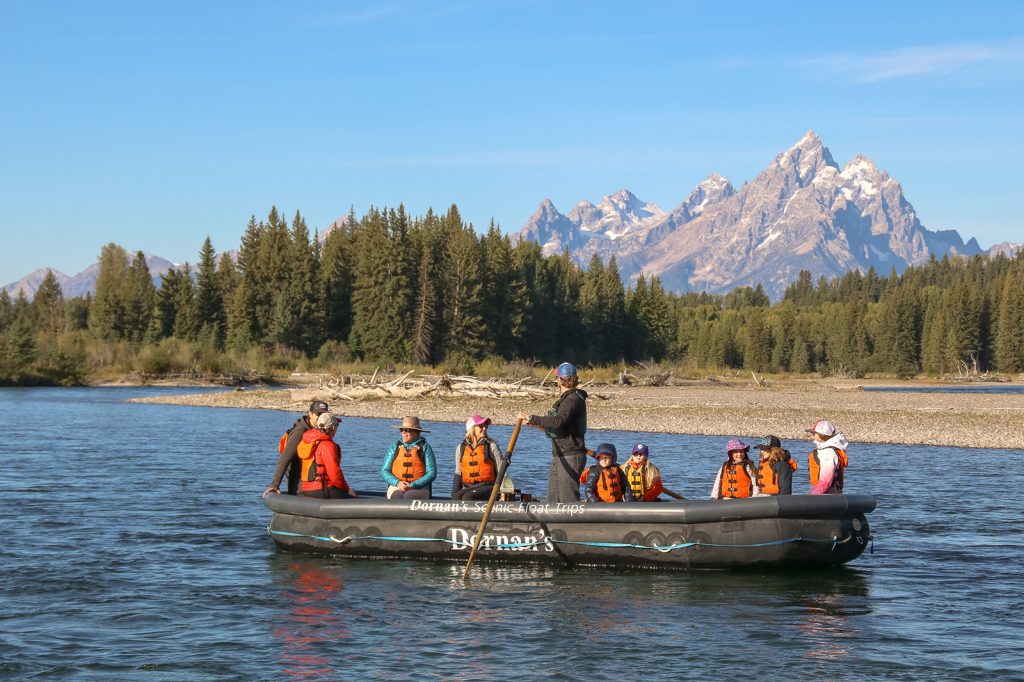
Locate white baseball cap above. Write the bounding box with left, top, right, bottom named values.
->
left=805, top=419, right=835, bottom=437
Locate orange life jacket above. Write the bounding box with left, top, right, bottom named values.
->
left=392, top=444, right=426, bottom=483
left=278, top=432, right=289, bottom=454
left=757, top=459, right=798, bottom=495
left=720, top=462, right=754, bottom=498
left=459, top=440, right=497, bottom=485
left=809, top=448, right=847, bottom=492
left=579, top=466, right=592, bottom=484
left=297, top=435, right=328, bottom=490
left=594, top=467, right=626, bottom=503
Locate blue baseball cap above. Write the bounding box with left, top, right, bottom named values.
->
left=631, top=443, right=649, bottom=456
left=555, top=362, right=577, bottom=379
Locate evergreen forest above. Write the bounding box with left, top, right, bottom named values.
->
left=2, top=204, right=1024, bottom=386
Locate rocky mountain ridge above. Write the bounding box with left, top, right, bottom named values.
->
left=3, top=254, right=179, bottom=301
left=516, top=131, right=1012, bottom=298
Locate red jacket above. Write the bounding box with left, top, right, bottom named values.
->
left=298, top=428, right=350, bottom=494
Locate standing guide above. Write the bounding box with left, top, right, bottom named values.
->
left=517, top=362, right=588, bottom=503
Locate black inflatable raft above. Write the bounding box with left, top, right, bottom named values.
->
left=264, top=493, right=874, bottom=569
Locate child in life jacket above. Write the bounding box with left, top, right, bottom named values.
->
left=381, top=415, right=436, bottom=500
left=297, top=412, right=357, bottom=499
left=753, top=434, right=796, bottom=496
left=806, top=419, right=849, bottom=494
left=710, top=438, right=760, bottom=499
left=582, top=443, right=635, bottom=503
left=452, top=415, right=503, bottom=501
left=620, top=443, right=664, bottom=501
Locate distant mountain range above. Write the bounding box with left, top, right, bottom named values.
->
left=3, top=254, right=179, bottom=301
left=516, top=131, right=1020, bottom=298
left=4, top=132, right=1021, bottom=301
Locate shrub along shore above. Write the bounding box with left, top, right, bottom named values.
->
left=130, top=375, right=1024, bottom=449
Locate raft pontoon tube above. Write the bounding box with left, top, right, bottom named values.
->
left=265, top=493, right=875, bottom=569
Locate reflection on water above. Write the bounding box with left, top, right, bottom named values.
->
left=1, top=387, right=1023, bottom=679
left=272, top=561, right=348, bottom=678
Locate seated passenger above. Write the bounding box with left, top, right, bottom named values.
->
left=806, top=419, right=849, bottom=495
left=620, top=443, right=665, bottom=502
left=710, top=438, right=760, bottom=499
left=452, top=415, right=503, bottom=501
left=753, top=434, right=796, bottom=496
left=583, top=443, right=634, bottom=503
left=298, top=412, right=357, bottom=499
left=381, top=416, right=436, bottom=500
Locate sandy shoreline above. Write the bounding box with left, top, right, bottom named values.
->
left=130, top=378, right=1024, bottom=449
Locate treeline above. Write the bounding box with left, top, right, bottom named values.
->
left=2, top=204, right=1024, bottom=385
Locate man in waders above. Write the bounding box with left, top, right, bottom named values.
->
left=518, top=362, right=588, bottom=503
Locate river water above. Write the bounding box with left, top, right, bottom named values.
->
left=1, top=387, right=1021, bottom=679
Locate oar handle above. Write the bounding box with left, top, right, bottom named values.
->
left=462, top=418, right=523, bottom=581
left=663, top=487, right=685, bottom=500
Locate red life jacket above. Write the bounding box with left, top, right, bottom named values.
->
left=809, top=448, right=847, bottom=493
left=392, top=444, right=426, bottom=483
left=720, top=462, right=754, bottom=498
left=459, top=440, right=496, bottom=485
left=297, top=433, right=330, bottom=492
left=757, top=459, right=797, bottom=495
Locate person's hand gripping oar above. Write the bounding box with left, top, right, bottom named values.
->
left=462, top=418, right=523, bottom=581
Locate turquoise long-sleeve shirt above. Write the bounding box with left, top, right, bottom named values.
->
left=380, top=437, right=437, bottom=489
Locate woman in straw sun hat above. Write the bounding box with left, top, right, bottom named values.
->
left=380, top=416, right=437, bottom=500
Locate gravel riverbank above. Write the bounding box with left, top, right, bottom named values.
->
left=130, top=378, right=1024, bottom=449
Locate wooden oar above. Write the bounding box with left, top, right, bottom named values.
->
left=663, top=487, right=686, bottom=500
left=462, top=418, right=523, bottom=581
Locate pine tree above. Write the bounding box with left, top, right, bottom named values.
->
left=349, top=207, right=415, bottom=361
left=441, top=207, right=487, bottom=361
left=579, top=254, right=606, bottom=361
left=743, top=307, right=772, bottom=371
left=883, top=287, right=920, bottom=378
left=0, top=289, right=14, bottom=334
left=409, top=211, right=444, bottom=364
left=640, top=275, right=673, bottom=361
left=920, top=292, right=948, bottom=375
left=480, top=220, right=527, bottom=359
left=995, top=269, right=1024, bottom=372
left=599, top=257, right=628, bottom=361
left=171, top=264, right=197, bottom=340
left=319, top=212, right=355, bottom=343
left=194, top=237, right=225, bottom=349
left=33, top=270, right=65, bottom=336
left=122, top=251, right=156, bottom=343
left=943, top=279, right=982, bottom=373
left=89, top=243, right=131, bottom=340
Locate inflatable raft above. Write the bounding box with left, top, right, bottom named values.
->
left=265, top=492, right=874, bottom=569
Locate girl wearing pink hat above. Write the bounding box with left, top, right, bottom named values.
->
left=710, top=438, right=760, bottom=499
left=452, top=415, right=504, bottom=501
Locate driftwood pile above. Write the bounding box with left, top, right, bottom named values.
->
left=291, top=369, right=553, bottom=404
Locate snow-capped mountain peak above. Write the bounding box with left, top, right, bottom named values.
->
left=515, top=131, right=986, bottom=298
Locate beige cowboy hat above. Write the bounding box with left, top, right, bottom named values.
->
left=393, top=415, right=430, bottom=433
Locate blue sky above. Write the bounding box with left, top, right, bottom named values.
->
left=2, top=1, right=1022, bottom=285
